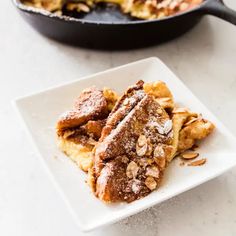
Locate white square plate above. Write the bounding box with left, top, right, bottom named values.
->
left=14, top=57, right=236, bottom=232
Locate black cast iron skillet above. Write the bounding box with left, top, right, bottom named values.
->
left=13, top=0, right=236, bottom=49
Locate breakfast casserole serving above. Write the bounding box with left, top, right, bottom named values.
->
left=21, top=0, right=203, bottom=20
left=56, top=80, right=214, bottom=203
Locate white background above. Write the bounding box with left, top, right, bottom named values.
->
left=1, top=1, right=236, bottom=235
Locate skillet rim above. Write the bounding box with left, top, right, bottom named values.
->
left=12, top=0, right=207, bottom=25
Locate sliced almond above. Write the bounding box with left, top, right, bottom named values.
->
left=158, top=97, right=171, bottom=102
left=181, top=152, right=199, bottom=160
left=184, top=117, right=199, bottom=126
left=123, top=98, right=129, bottom=106
left=156, top=120, right=172, bottom=135
left=131, top=179, right=141, bottom=194
left=154, top=156, right=166, bottom=169
left=137, top=135, right=147, bottom=147
left=136, top=143, right=148, bottom=157
left=188, top=158, right=206, bottom=166
left=145, top=177, right=157, bottom=190
left=78, top=3, right=90, bottom=12
left=62, top=130, right=75, bottom=139
left=172, top=107, right=189, bottom=114
left=153, top=145, right=166, bottom=169
left=153, top=145, right=165, bottom=158
left=126, top=161, right=139, bottom=179
left=146, top=166, right=160, bottom=178
left=163, top=120, right=172, bottom=134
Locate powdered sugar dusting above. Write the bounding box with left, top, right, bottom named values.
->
left=131, top=179, right=142, bottom=194
left=116, top=196, right=183, bottom=235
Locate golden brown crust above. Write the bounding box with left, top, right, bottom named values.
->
left=178, top=117, right=215, bottom=152
left=169, top=108, right=215, bottom=161
left=56, top=87, right=118, bottom=172
left=144, top=81, right=174, bottom=111
left=92, top=82, right=173, bottom=203
left=103, top=88, right=119, bottom=111
left=84, top=119, right=107, bottom=140
left=56, top=80, right=215, bottom=204
left=100, top=80, right=145, bottom=142
left=57, top=87, right=109, bottom=135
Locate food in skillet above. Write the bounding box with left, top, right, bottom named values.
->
left=56, top=80, right=215, bottom=203
left=21, top=0, right=203, bottom=20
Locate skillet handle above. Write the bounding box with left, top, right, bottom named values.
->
left=202, top=0, right=236, bottom=25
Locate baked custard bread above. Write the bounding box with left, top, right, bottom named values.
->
left=56, top=87, right=118, bottom=171
left=56, top=79, right=215, bottom=203
left=91, top=81, right=174, bottom=202
left=21, top=0, right=203, bottom=20
left=169, top=107, right=215, bottom=161
left=143, top=81, right=174, bottom=111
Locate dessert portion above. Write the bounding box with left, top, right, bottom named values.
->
left=91, top=81, right=173, bottom=202
left=21, top=0, right=203, bottom=20
left=56, top=79, right=215, bottom=203
left=56, top=86, right=118, bottom=171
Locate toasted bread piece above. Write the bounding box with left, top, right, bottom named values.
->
left=92, top=82, right=173, bottom=202
left=56, top=87, right=118, bottom=172
left=57, top=87, right=109, bottom=135
left=168, top=108, right=196, bottom=161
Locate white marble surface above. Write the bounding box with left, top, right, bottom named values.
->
left=1, top=1, right=236, bottom=235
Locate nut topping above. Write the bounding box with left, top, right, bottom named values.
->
left=158, top=97, right=171, bottom=102
left=163, top=120, right=172, bottom=134
left=145, top=177, right=157, bottom=190
left=123, top=99, right=129, bottom=106
left=153, top=144, right=166, bottom=168
left=146, top=166, right=160, bottom=178
left=126, top=161, right=139, bottom=179
left=137, top=135, right=147, bottom=147
left=62, top=130, right=75, bottom=139
left=181, top=152, right=199, bottom=160
left=138, top=158, right=154, bottom=167
left=136, top=135, right=148, bottom=156
left=156, top=120, right=172, bottom=135
left=188, top=158, right=206, bottom=166
left=172, top=107, right=189, bottom=114
left=153, top=145, right=165, bottom=158
left=131, top=179, right=141, bottom=194
left=136, top=143, right=148, bottom=156
left=184, top=117, right=198, bottom=126
left=154, top=156, right=166, bottom=169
